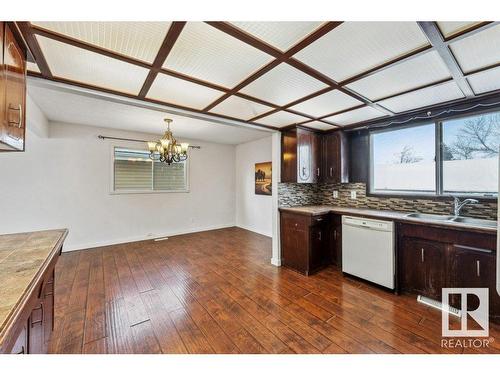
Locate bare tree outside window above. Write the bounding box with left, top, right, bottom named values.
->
left=445, top=113, right=500, bottom=160
left=393, top=145, right=423, bottom=164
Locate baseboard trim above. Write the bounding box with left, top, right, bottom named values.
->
left=235, top=224, right=272, bottom=238
left=271, top=257, right=281, bottom=267
left=62, top=223, right=236, bottom=252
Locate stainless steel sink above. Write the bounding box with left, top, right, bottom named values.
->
left=405, top=212, right=497, bottom=228
left=405, top=213, right=455, bottom=222
left=450, top=216, right=497, bottom=228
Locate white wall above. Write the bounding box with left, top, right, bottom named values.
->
left=235, top=136, right=273, bottom=237
left=0, top=98, right=236, bottom=251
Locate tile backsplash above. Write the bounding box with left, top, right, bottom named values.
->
left=279, top=182, right=498, bottom=220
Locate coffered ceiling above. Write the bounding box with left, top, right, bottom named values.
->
left=19, top=21, right=500, bottom=132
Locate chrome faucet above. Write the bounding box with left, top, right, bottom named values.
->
left=453, top=197, right=479, bottom=216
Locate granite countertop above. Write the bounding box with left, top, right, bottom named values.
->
left=279, top=205, right=497, bottom=234
left=0, top=229, right=68, bottom=348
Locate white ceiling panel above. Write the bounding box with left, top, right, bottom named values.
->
left=163, top=22, right=273, bottom=88
left=257, top=111, right=310, bottom=128
left=377, top=81, right=464, bottom=113
left=27, top=61, right=40, bottom=73
left=240, top=63, right=328, bottom=106
left=27, top=84, right=270, bottom=145
left=294, top=22, right=429, bottom=82
left=230, top=21, right=323, bottom=51
left=147, top=73, right=224, bottom=110
left=36, top=36, right=150, bottom=95
left=467, top=66, right=500, bottom=94
left=302, top=121, right=336, bottom=131
left=436, top=21, right=481, bottom=38
left=324, top=106, right=387, bottom=126
left=346, top=51, right=451, bottom=100
left=32, top=22, right=171, bottom=63
left=289, top=89, right=362, bottom=117
left=209, top=96, right=273, bottom=120
left=450, top=24, right=500, bottom=73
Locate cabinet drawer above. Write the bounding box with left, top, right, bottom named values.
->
left=281, top=212, right=311, bottom=231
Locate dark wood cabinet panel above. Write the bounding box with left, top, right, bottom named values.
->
left=348, top=130, right=369, bottom=183
left=0, top=22, right=26, bottom=152
left=399, top=237, right=447, bottom=300
left=281, top=128, right=298, bottom=183
left=450, top=246, right=500, bottom=320
left=280, top=211, right=331, bottom=275
left=322, top=131, right=349, bottom=183
left=327, top=214, right=342, bottom=267
left=280, top=127, right=322, bottom=184
left=397, top=223, right=498, bottom=321
left=297, top=128, right=320, bottom=183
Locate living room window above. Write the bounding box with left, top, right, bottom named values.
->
left=112, top=147, right=188, bottom=193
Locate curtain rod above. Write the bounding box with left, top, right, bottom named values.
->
left=97, top=135, right=201, bottom=149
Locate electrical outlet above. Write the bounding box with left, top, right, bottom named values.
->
left=333, top=190, right=339, bottom=199
left=350, top=190, right=357, bottom=199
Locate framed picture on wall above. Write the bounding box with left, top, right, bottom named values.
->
left=255, top=162, right=272, bottom=196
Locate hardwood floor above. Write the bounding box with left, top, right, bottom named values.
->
left=48, top=227, right=500, bottom=354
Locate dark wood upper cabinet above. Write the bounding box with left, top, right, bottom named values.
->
left=321, top=131, right=349, bottom=183
left=281, top=127, right=347, bottom=184
left=0, top=22, right=27, bottom=152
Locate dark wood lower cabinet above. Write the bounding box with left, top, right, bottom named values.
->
left=398, top=223, right=499, bottom=322
left=280, top=211, right=338, bottom=275
left=5, top=259, right=58, bottom=354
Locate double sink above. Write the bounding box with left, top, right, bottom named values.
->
left=405, top=212, right=497, bottom=228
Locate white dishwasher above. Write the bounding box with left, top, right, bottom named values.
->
left=342, top=216, right=395, bottom=289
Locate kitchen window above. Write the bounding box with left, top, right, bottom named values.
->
left=112, top=147, right=188, bottom=193
left=369, top=110, right=500, bottom=198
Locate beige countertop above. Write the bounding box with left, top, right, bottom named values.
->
left=279, top=205, right=497, bottom=234
left=0, top=229, right=68, bottom=347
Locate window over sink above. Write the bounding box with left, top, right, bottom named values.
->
left=369, top=110, right=500, bottom=198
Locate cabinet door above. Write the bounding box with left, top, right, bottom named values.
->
left=28, top=301, right=44, bottom=354
left=281, top=130, right=297, bottom=182
left=43, top=274, right=55, bottom=349
left=399, top=237, right=447, bottom=300
left=327, top=214, right=342, bottom=267
left=280, top=214, right=310, bottom=274
left=2, top=24, right=26, bottom=151
left=297, top=129, right=320, bottom=183
left=10, top=322, right=27, bottom=354
left=322, top=133, right=339, bottom=183
left=310, top=221, right=329, bottom=272
left=450, top=246, right=500, bottom=319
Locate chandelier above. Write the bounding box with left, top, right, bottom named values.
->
left=147, top=118, right=189, bottom=165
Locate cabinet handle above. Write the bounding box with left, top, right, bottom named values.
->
left=333, top=230, right=337, bottom=240
left=318, top=231, right=322, bottom=241
left=31, top=303, right=44, bottom=327
left=8, top=104, right=23, bottom=128
left=330, top=167, right=333, bottom=177
left=317, top=168, right=320, bottom=177
left=421, top=248, right=425, bottom=263
left=294, top=223, right=298, bottom=227
left=302, top=167, right=306, bottom=177
left=476, top=260, right=480, bottom=277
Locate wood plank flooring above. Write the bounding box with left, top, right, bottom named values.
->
left=48, top=227, right=500, bottom=354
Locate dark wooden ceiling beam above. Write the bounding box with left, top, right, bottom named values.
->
left=417, top=21, right=474, bottom=98
left=17, top=22, right=53, bottom=78
left=202, top=21, right=343, bottom=112
left=27, top=71, right=278, bottom=131
left=138, top=22, right=186, bottom=98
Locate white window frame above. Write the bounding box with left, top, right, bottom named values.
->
left=109, top=144, right=190, bottom=195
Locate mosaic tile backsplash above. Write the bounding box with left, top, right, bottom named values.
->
left=278, top=182, right=498, bottom=220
